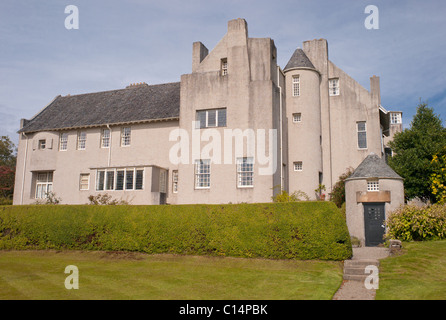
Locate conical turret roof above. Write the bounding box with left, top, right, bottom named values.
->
left=284, top=48, right=316, bottom=72
left=346, top=153, right=403, bottom=180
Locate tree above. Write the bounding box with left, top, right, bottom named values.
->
left=0, top=136, right=17, bottom=199
left=330, top=167, right=354, bottom=208
left=431, top=146, right=446, bottom=204
left=388, top=102, right=446, bottom=202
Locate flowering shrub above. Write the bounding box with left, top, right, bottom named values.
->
left=386, top=203, right=446, bottom=241
left=430, top=147, right=446, bottom=204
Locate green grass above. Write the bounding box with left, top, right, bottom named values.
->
left=377, top=240, right=446, bottom=300
left=0, top=250, right=343, bottom=300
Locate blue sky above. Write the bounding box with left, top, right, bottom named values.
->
left=1, top=0, right=445, bottom=145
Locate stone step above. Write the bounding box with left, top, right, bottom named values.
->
left=343, top=274, right=369, bottom=281
left=344, top=266, right=372, bottom=275
left=344, top=259, right=379, bottom=268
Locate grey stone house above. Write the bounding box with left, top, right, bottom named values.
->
left=13, top=19, right=402, bottom=205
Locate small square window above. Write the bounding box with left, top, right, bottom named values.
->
left=367, top=180, right=379, bottom=192
left=293, top=113, right=302, bottom=123
left=38, top=140, right=46, bottom=150
left=293, top=161, right=303, bottom=171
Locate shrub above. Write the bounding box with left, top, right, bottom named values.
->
left=88, top=193, right=129, bottom=205
left=330, top=167, right=354, bottom=208
left=0, top=202, right=352, bottom=260
left=386, top=203, right=446, bottom=241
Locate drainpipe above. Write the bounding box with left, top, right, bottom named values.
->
left=277, top=66, right=283, bottom=191
left=20, top=132, right=29, bottom=205
left=107, top=124, right=112, bottom=167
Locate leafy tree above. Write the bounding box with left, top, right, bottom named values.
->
left=0, top=136, right=17, bottom=199
left=431, top=146, right=446, bottom=204
left=388, top=102, right=446, bottom=202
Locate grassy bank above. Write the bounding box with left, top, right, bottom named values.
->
left=377, top=240, right=446, bottom=300
left=0, top=250, right=343, bottom=300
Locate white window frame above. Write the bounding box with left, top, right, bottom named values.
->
left=221, top=58, right=228, bottom=76
left=195, top=159, right=211, bottom=189
left=121, top=127, right=131, bottom=147
left=172, top=170, right=178, bottom=193
left=367, top=180, right=379, bottom=192
left=79, top=173, right=90, bottom=190
left=292, top=113, right=302, bottom=123
left=237, top=157, right=254, bottom=188
left=293, top=161, right=303, bottom=172
left=357, top=121, right=367, bottom=149
left=101, top=129, right=110, bottom=148
left=292, top=75, right=300, bottom=97
left=390, top=112, right=402, bottom=124
left=329, top=78, right=340, bottom=96
left=38, top=139, right=46, bottom=150
left=96, top=167, right=144, bottom=191
left=195, top=108, right=227, bottom=129
left=35, top=172, right=53, bottom=199
left=77, top=131, right=86, bottom=150
left=59, top=133, right=68, bottom=151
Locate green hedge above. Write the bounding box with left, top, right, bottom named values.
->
left=0, top=202, right=352, bottom=260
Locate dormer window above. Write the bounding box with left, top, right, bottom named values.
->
left=38, top=140, right=46, bottom=150
left=221, top=58, right=228, bottom=76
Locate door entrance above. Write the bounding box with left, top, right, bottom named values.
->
left=363, top=202, right=386, bottom=247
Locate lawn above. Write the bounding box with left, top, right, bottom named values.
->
left=377, top=240, right=446, bottom=300
left=0, top=250, right=343, bottom=300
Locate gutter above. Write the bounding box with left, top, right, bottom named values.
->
left=277, top=66, right=283, bottom=191
left=107, top=124, right=112, bottom=167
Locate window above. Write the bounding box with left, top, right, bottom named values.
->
left=357, top=121, right=367, bottom=149
left=293, top=113, right=302, bottom=123
left=237, top=157, right=254, bottom=187
left=101, top=129, right=110, bottom=148
left=293, top=161, right=303, bottom=171
left=59, top=133, right=68, bottom=151
left=77, top=132, right=86, bottom=150
left=195, top=159, right=210, bottom=189
left=367, top=180, right=379, bottom=192
left=121, top=127, right=131, bottom=146
left=172, top=170, right=178, bottom=193
left=38, top=139, right=46, bottom=150
left=329, top=78, right=340, bottom=96
left=96, top=168, right=144, bottom=191
left=35, top=172, right=53, bottom=199
left=79, top=174, right=90, bottom=190
left=221, top=58, right=228, bottom=76
left=292, top=75, right=300, bottom=97
left=390, top=112, right=402, bottom=124
left=196, top=108, right=227, bottom=128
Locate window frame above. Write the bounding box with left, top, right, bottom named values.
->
left=172, top=170, right=179, bottom=193
left=357, top=121, right=368, bottom=149
left=293, top=161, right=303, bottom=172
left=121, top=127, right=131, bottom=147
left=79, top=173, right=90, bottom=190
left=59, top=133, right=68, bottom=151
left=38, top=139, right=46, bottom=150
left=96, top=167, right=144, bottom=191
left=367, top=180, right=379, bottom=192
left=221, top=58, right=228, bottom=76
left=194, top=159, right=211, bottom=189
left=292, top=75, right=300, bottom=97
left=195, top=108, right=227, bottom=129
left=292, top=113, right=302, bottom=123
left=101, top=129, right=111, bottom=148
left=35, top=171, right=53, bottom=199
left=390, top=112, right=402, bottom=124
left=77, top=131, right=86, bottom=150
left=236, top=157, right=254, bottom=188
left=329, top=78, right=340, bottom=96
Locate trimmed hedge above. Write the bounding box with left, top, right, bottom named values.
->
left=0, top=202, right=352, bottom=260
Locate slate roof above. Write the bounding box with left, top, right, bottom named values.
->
left=19, top=82, right=180, bottom=133
left=283, top=48, right=316, bottom=72
left=346, top=153, right=403, bottom=180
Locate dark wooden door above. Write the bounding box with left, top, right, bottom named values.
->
left=363, top=203, right=386, bottom=247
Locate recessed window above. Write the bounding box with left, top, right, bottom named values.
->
left=292, top=75, right=300, bottom=97
left=172, top=170, right=178, bottom=193
left=293, top=113, right=302, bottom=123
left=293, top=161, right=303, bottom=171
left=77, top=132, right=86, bottom=150
left=196, top=108, right=226, bottom=129
left=35, top=172, right=53, bottom=199
left=237, top=157, right=254, bottom=188
left=121, top=127, right=131, bottom=146
left=195, top=159, right=210, bottom=189
left=357, top=121, right=367, bottom=149
left=367, top=180, right=379, bottom=192
left=79, top=174, right=90, bottom=190
left=221, top=58, right=228, bottom=76
left=38, top=140, right=46, bottom=150
left=329, top=78, right=340, bottom=96
left=59, top=133, right=68, bottom=151
left=101, top=129, right=110, bottom=148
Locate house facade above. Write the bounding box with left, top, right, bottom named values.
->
left=13, top=18, right=402, bottom=205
